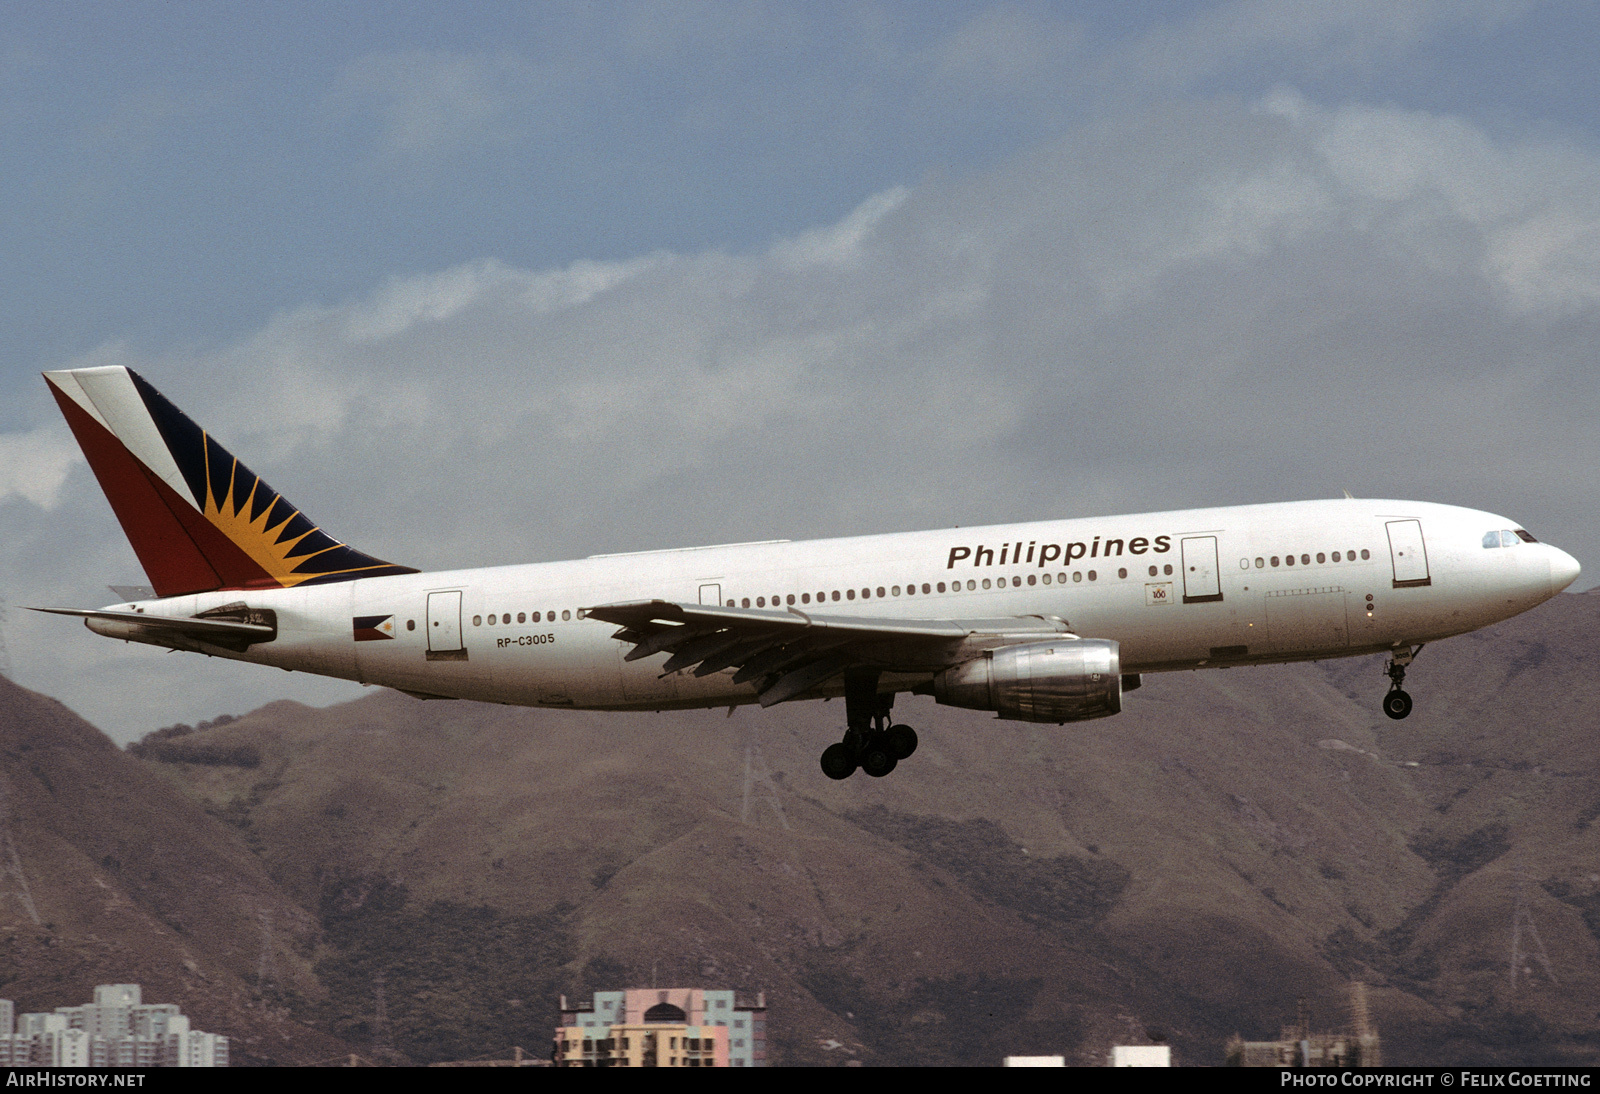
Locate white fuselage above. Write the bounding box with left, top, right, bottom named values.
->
left=100, top=499, right=1578, bottom=711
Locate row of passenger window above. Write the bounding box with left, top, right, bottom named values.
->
left=454, top=548, right=1374, bottom=628
left=732, top=564, right=1180, bottom=609
left=1241, top=549, right=1370, bottom=570
left=471, top=610, right=573, bottom=627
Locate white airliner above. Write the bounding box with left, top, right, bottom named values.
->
left=37, top=366, right=1581, bottom=780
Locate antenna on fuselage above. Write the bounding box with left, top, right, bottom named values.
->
left=1342, top=490, right=1355, bottom=499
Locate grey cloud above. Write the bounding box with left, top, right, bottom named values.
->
left=10, top=87, right=1599, bottom=742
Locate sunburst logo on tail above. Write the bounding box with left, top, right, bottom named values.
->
left=43, top=364, right=417, bottom=596
left=200, top=445, right=406, bottom=588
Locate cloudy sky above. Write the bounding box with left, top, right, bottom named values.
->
left=3, top=2, right=1599, bottom=742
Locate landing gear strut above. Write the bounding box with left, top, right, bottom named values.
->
left=819, top=671, right=918, bottom=780
left=1382, top=645, right=1423, bottom=720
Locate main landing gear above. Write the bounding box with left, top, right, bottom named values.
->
left=820, top=672, right=918, bottom=780
left=1382, top=645, right=1423, bottom=720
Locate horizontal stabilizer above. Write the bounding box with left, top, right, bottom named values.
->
left=31, top=607, right=276, bottom=653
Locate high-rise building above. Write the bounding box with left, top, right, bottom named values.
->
left=0, top=984, right=227, bottom=1067
left=555, top=988, right=767, bottom=1067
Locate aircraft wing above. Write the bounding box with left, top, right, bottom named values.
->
left=583, top=599, right=1072, bottom=707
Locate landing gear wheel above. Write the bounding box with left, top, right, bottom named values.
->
left=1382, top=689, right=1413, bottom=720
left=885, top=724, right=918, bottom=760
left=860, top=745, right=897, bottom=778
left=820, top=743, right=858, bottom=781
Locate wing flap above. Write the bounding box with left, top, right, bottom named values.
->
left=585, top=599, right=1074, bottom=705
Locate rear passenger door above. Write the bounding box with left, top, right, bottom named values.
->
left=426, top=590, right=468, bottom=661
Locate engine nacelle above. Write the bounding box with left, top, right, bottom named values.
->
left=933, top=639, right=1122, bottom=723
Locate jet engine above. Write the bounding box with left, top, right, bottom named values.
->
left=933, top=639, right=1122, bottom=723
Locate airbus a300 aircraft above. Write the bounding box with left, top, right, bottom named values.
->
left=38, top=366, right=1581, bottom=780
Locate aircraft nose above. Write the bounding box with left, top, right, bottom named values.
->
left=1550, top=546, right=1581, bottom=594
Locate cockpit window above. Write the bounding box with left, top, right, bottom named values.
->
left=1515, top=529, right=1538, bottom=543
left=1483, top=531, right=1501, bottom=549
left=1501, top=529, right=1520, bottom=547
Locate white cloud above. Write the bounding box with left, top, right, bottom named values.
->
left=0, top=428, right=82, bottom=509
left=771, top=187, right=909, bottom=270
left=54, top=92, right=1600, bottom=556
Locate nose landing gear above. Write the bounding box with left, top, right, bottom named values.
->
left=819, top=671, right=919, bottom=780
left=1381, top=645, right=1423, bottom=720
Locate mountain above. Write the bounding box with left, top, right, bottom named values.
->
left=129, top=590, right=1600, bottom=1065
left=0, top=675, right=352, bottom=1065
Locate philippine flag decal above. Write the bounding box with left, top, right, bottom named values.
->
left=353, top=615, right=397, bottom=641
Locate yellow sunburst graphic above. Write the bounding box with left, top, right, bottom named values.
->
left=200, top=444, right=395, bottom=588
left=202, top=458, right=324, bottom=587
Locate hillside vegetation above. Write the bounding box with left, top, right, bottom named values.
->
left=6, top=591, right=1600, bottom=1064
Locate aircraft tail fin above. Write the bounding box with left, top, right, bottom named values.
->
left=44, top=366, right=418, bottom=598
